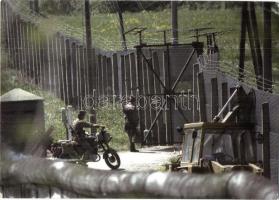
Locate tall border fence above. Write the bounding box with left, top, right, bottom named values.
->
left=1, top=1, right=200, bottom=145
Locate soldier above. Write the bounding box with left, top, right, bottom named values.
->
left=123, top=96, right=139, bottom=152
left=72, top=110, right=101, bottom=153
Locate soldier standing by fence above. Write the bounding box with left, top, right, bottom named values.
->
left=123, top=96, right=139, bottom=152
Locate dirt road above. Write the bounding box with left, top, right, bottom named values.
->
left=87, top=145, right=181, bottom=171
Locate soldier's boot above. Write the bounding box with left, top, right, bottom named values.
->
left=130, top=143, right=139, bottom=152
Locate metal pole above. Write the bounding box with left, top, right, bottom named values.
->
left=84, top=0, right=96, bottom=130
left=213, top=86, right=239, bottom=122
left=116, top=2, right=127, bottom=51
left=249, top=2, right=263, bottom=85
left=262, top=102, right=271, bottom=178
left=239, top=2, right=247, bottom=81
left=171, top=1, right=178, bottom=45
left=263, top=2, right=272, bottom=92
left=85, top=0, right=92, bottom=49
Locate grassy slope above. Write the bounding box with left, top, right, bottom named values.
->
left=1, top=51, right=128, bottom=150
left=40, top=5, right=279, bottom=82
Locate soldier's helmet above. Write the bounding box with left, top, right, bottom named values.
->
left=78, top=110, right=87, bottom=120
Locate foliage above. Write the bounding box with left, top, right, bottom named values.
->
left=96, top=105, right=129, bottom=151
left=40, top=0, right=82, bottom=15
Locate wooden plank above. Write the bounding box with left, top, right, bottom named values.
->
left=221, top=82, right=229, bottom=118
left=17, top=18, right=23, bottom=76
left=164, top=50, right=172, bottom=144
left=106, top=56, right=113, bottom=96
left=33, top=26, right=39, bottom=85
left=84, top=47, right=89, bottom=100
left=136, top=48, right=144, bottom=143
left=3, top=2, right=11, bottom=68
left=70, top=42, right=78, bottom=107
left=147, top=57, right=158, bottom=144
left=47, top=34, right=53, bottom=91
left=229, top=87, right=236, bottom=111
left=57, top=33, right=65, bottom=101
left=30, top=23, right=36, bottom=81
left=76, top=45, right=81, bottom=109
left=40, top=34, right=47, bottom=90
left=10, top=12, right=16, bottom=70
left=143, top=59, right=151, bottom=143
left=97, top=54, right=102, bottom=97
left=13, top=15, right=19, bottom=71
left=87, top=48, right=95, bottom=96
left=44, top=35, right=51, bottom=91
left=37, top=26, right=43, bottom=88
left=77, top=45, right=83, bottom=109
left=92, top=48, right=98, bottom=94
left=130, top=52, right=137, bottom=96
left=19, top=20, right=27, bottom=78
left=52, top=36, right=58, bottom=96
left=262, top=102, right=271, bottom=178
left=120, top=55, right=126, bottom=96
left=211, top=78, right=219, bottom=120
left=26, top=23, right=32, bottom=78
left=17, top=17, right=23, bottom=74
left=192, top=64, right=199, bottom=122
left=14, top=16, right=21, bottom=74
left=197, top=72, right=207, bottom=122
left=112, top=53, right=119, bottom=96
left=152, top=51, right=165, bottom=145
left=83, top=47, right=89, bottom=97
left=61, top=36, right=68, bottom=104
left=125, top=54, right=131, bottom=96
left=65, top=39, right=72, bottom=105
left=54, top=35, right=61, bottom=98
left=9, top=10, right=15, bottom=69
left=102, top=55, right=108, bottom=96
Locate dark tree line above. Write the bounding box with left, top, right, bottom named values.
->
left=36, top=0, right=277, bottom=16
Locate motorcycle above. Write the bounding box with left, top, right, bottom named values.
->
left=49, top=127, right=121, bottom=170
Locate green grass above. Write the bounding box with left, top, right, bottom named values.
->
left=38, top=5, right=279, bottom=85
left=95, top=105, right=129, bottom=151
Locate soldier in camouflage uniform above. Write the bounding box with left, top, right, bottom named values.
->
left=123, top=96, right=139, bottom=152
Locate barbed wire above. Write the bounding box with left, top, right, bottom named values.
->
left=199, top=53, right=278, bottom=93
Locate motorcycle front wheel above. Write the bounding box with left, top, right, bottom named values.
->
left=103, top=149, right=121, bottom=169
